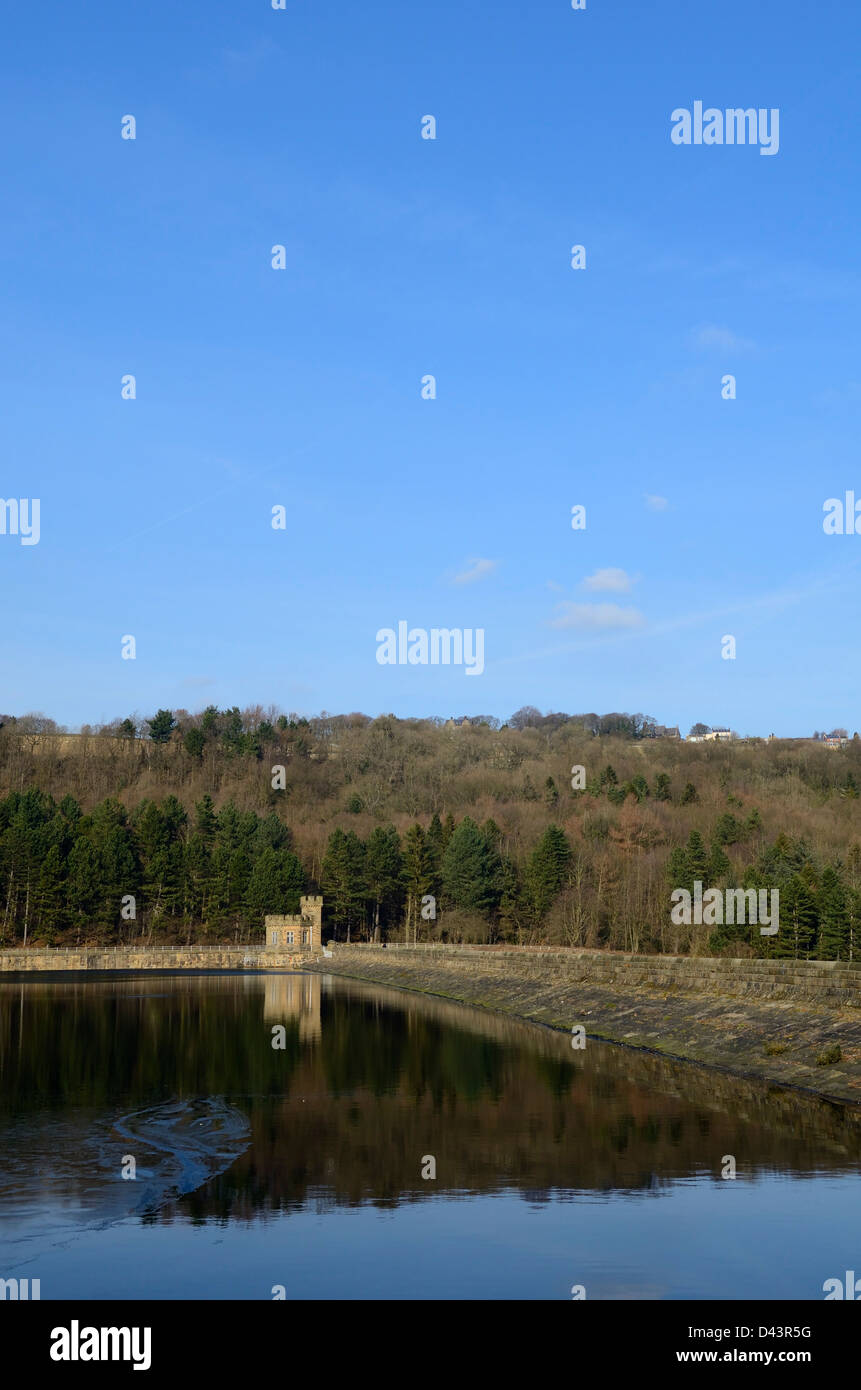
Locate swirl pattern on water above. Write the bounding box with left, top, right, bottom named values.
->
left=0, top=1097, right=250, bottom=1269
left=111, top=1097, right=252, bottom=1207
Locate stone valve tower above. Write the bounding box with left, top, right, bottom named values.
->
left=264, top=896, right=323, bottom=951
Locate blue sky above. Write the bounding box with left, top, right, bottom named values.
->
left=2, top=0, right=860, bottom=736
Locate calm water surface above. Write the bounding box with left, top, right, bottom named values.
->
left=1, top=971, right=859, bottom=1300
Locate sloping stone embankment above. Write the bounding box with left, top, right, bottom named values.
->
left=304, top=945, right=861, bottom=1106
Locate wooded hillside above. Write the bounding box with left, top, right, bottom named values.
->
left=1, top=707, right=859, bottom=957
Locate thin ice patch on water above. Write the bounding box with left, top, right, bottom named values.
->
left=0, top=1097, right=250, bottom=1269
left=112, top=1097, right=251, bottom=1207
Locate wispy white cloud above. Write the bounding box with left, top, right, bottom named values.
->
left=549, top=602, right=645, bottom=632
left=493, top=558, right=861, bottom=672
left=184, top=37, right=282, bottom=83
left=813, top=381, right=861, bottom=407
left=221, top=38, right=281, bottom=72
left=645, top=252, right=861, bottom=304
left=104, top=442, right=321, bottom=554
left=645, top=494, right=668, bottom=512
left=582, top=567, right=636, bottom=594
left=689, top=323, right=755, bottom=352
left=452, top=557, right=497, bottom=585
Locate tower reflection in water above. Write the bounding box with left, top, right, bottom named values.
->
left=263, top=972, right=322, bottom=1042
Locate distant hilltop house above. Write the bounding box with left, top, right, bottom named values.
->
left=445, top=717, right=472, bottom=729
left=265, top=895, right=323, bottom=950
left=650, top=724, right=680, bottom=739
left=687, top=728, right=735, bottom=744
left=824, top=735, right=850, bottom=749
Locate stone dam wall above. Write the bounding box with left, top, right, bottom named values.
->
left=308, top=945, right=861, bottom=1004
left=0, top=947, right=312, bottom=971
left=304, top=945, right=861, bottom=1105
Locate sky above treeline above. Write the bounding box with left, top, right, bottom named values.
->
left=2, top=0, right=859, bottom=737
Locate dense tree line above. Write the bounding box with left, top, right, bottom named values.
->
left=320, top=815, right=572, bottom=945
left=667, top=826, right=860, bottom=960
left=0, top=789, right=573, bottom=948
left=0, top=704, right=699, bottom=742
left=0, top=782, right=857, bottom=959
left=2, top=706, right=861, bottom=956
left=0, top=789, right=305, bottom=945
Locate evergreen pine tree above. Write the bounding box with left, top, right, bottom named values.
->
left=708, top=844, right=731, bottom=883
left=653, top=773, right=671, bottom=801
left=425, top=813, right=445, bottom=898
left=35, top=844, right=65, bottom=939
left=628, top=775, right=649, bottom=802
left=482, top=818, right=502, bottom=846
left=66, top=837, right=100, bottom=930
left=402, top=824, right=431, bottom=942
left=147, top=709, right=176, bottom=744
left=227, top=848, right=252, bottom=923
left=322, top=829, right=367, bottom=941
left=184, top=728, right=206, bottom=760
left=185, top=832, right=212, bottom=927
left=206, top=845, right=232, bottom=929
left=321, top=828, right=350, bottom=937
left=779, top=874, right=818, bottom=960
left=818, top=867, right=849, bottom=960
left=243, top=847, right=305, bottom=926
left=686, top=830, right=709, bottom=885
left=713, top=813, right=740, bottom=845
left=441, top=817, right=501, bottom=916
left=524, top=825, right=572, bottom=925
left=846, top=886, right=861, bottom=962
left=365, top=825, right=403, bottom=941
left=666, top=846, right=689, bottom=889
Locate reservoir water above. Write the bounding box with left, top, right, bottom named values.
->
left=1, top=971, right=859, bottom=1300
